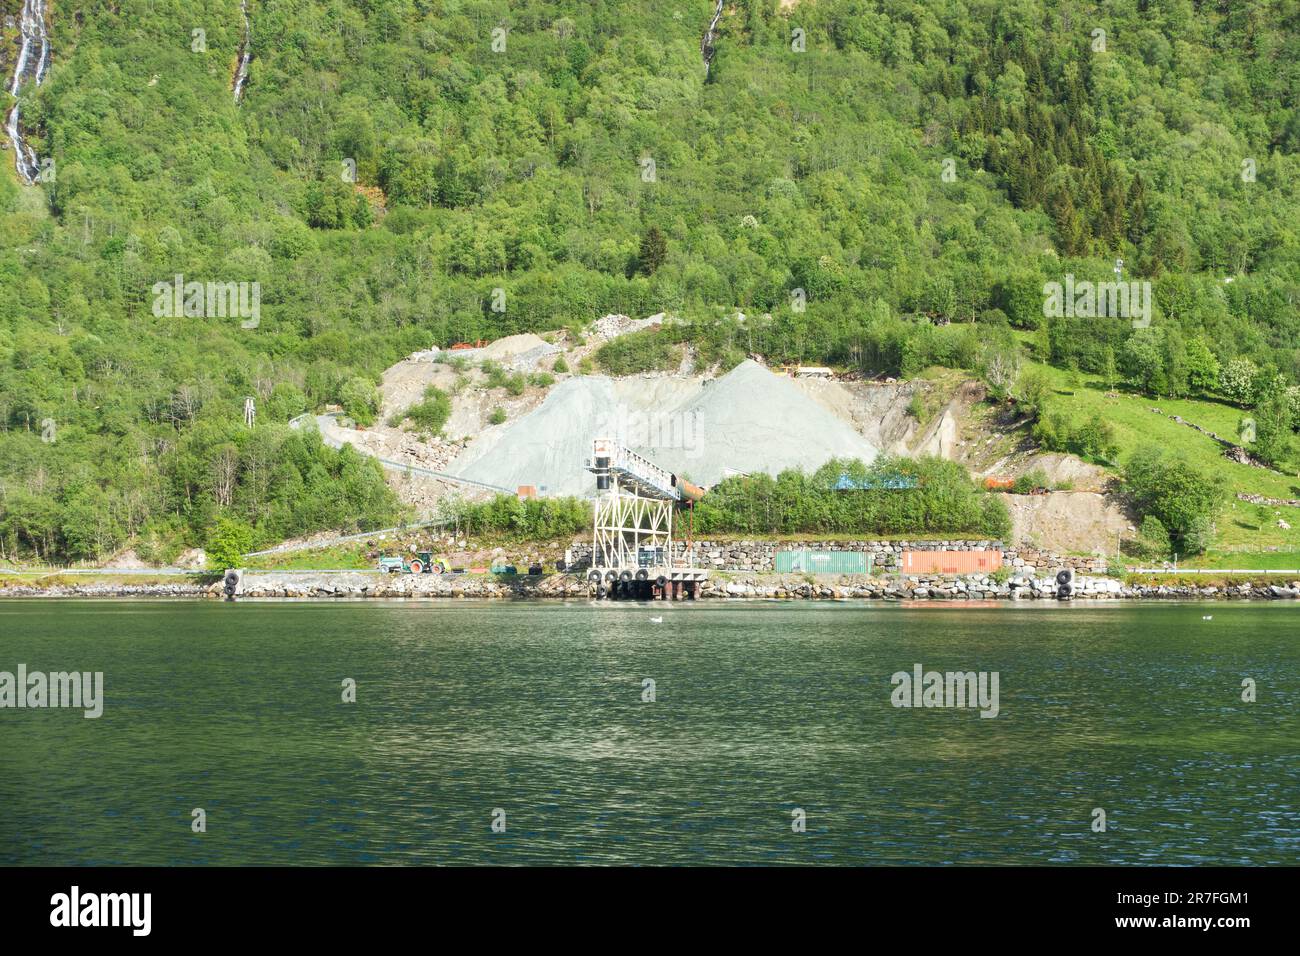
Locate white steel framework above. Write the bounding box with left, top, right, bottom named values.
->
left=587, top=437, right=680, bottom=572
left=592, top=474, right=673, bottom=571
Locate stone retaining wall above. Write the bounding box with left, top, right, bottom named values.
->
left=565, top=539, right=1108, bottom=575
left=706, top=573, right=1300, bottom=600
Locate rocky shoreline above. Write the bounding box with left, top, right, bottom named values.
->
left=4, top=571, right=1300, bottom=601
left=0, top=582, right=208, bottom=598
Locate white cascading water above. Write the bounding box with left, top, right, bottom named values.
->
left=233, top=0, right=252, bottom=103
left=6, top=0, right=51, bottom=183
left=702, top=0, right=724, bottom=77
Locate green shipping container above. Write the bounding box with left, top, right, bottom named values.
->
left=775, top=550, right=869, bottom=574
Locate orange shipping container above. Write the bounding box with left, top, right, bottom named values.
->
left=901, top=550, right=1003, bottom=574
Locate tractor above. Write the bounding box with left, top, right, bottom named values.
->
left=411, top=551, right=451, bottom=574
left=378, top=551, right=451, bottom=574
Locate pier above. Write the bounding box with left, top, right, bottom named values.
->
left=584, top=438, right=708, bottom=600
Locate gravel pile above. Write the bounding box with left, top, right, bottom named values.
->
left=478, top=333, right=555, bottom=364
left=590, top=312, right=664, bottom=339
left=509, top=343, right=562, bottom=370
left=452, top=360, right=879, bottom=496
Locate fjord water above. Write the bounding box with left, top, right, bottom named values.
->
left=1, top=600, right=1296, bottom=865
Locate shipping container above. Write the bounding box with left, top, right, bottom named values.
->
left=901, top=550, right=1002, bottom=574
left=775, top=550, right=869, bottom=574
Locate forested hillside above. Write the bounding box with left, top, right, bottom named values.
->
left=2, top=0, right=1298, bottom=562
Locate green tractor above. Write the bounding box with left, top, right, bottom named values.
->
left=378, top=551, right=451, bottom=574
left=411, top=551, right=451, bottom=574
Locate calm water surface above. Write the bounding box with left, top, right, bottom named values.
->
left=1, top=599, right=1296, bottom=865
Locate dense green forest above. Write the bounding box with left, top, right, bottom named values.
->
left=1, top=0, right=1298, bottom=561
left=433, top=456, right=1011, bottom=541
left=694, top=456, right=1012, bottom=538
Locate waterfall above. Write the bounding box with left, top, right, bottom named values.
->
left=701, top=0, right=724, bottom=77
left=5, top=0, right=51, bottom=184
left=233, top=0, right=252, bottom=103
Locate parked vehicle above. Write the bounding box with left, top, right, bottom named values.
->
left=378, top=551, right=451, bottom=574
left=410, top=551, right=450, bottom=574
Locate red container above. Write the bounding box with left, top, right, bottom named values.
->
left=901, top=550, right=1003, bottom=574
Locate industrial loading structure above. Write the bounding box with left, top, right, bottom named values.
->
left=584, top=438, right=709, bottom=600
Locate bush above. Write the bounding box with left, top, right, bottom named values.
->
left=1014, top=367, right=1052, bottom=414
left=594, top=329, right=680, bottom=375
left=1248, top=391, right=1294, bottom=468
left=1136, top=515, right=1171, bottom=559
left=552, top=356, right=569, bottom=374
left=906, top=392, right=927, bottom=421
left=439, top=495, right=591, bottom=539
left=391, top=385, right=451, bottom=433
left=1219, top=357, right=1258, bottom=405
left=488, top=407, right=507, bottom=425
left=1013, top=468, right=1050, bottom=494
left=340, top=376, right=380, bottom=427
left=1124, top=446, right=1225, bottom=553
left=206, top=517, right=255, bottom=569
left=482, top=360, right=526, bottom=395
left=1033, top=407, right=1118, bottom=461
